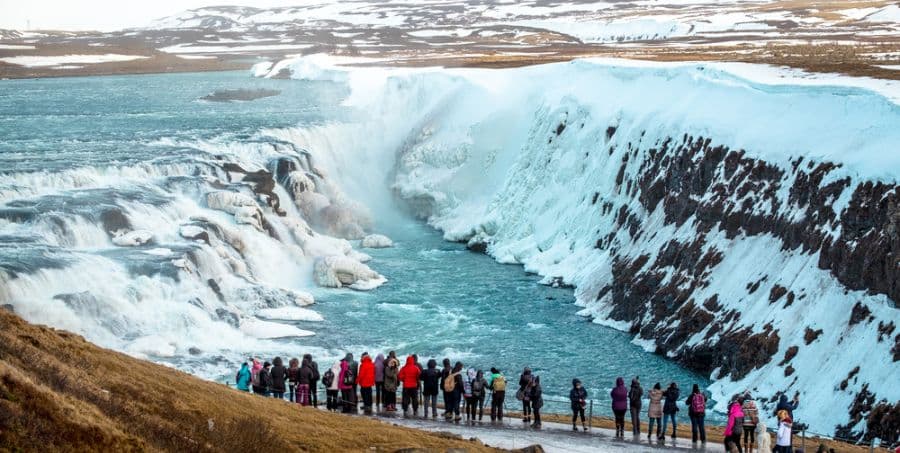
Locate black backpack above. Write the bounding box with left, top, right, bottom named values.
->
left=311, top=362, right=320, bottom=381
left=342, top=367, right=355, bottom=386
left=322, top=369, right=334, bottom=388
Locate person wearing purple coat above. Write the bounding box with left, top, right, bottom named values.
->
left=610, top=377, right=629, bottom=437
left=374, top=353, right=385, bottom=408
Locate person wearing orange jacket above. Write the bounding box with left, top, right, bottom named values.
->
left=398, top=355, right=421, bottom=417
left=357, top=353, right=376, bottom=415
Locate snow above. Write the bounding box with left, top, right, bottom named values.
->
left=313, top=255, right=386, bottom=290
left=262, top=54, right=900, bottom=435
left=176, top=55, right=217, bottom=60
left=865, top=4, right=900, bottom=23
left=360, top=233, right=393, bottom=248
left=257, top=306, right=324, bottom=322
left=111, top=230, right=154, bottom=247
left=240, top=318, right=315, bottom=338
left=0, top=54, right=149, bottom=67
left=0, top=44, right=35, bottom=50
left=160, top=43, right=315, bottom=54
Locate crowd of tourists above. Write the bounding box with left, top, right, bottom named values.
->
left=234, top=352, right=804, bottom=452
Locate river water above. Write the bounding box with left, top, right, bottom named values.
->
left=0, top=70, right=716, bottom=423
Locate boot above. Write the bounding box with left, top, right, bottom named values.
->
left=573, top=424, right=578, bottom=432
left=583, top=423, right=588, bottom=432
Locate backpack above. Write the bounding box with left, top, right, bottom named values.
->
left=473, top=379, right=484, bottom=396
left=251, top=368, right=260, bottom=387
left=492, top=375, right=506, bottom=392
left=443, top=372, right=458, bottom=393
left=342, top=367, right=355, bottom=386
left=691, top=393, right=706, bottom=414
left=322, top=369, right=334, bottom=388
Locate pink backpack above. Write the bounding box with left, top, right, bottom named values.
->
left=691, top=393, right=706, bottom=413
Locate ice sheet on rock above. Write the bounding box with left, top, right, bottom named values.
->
left=257, top=306, right=323, bottom=322
left=360, top=233, right=393, bottom=248
left=240, top=318, right=314, bottom=338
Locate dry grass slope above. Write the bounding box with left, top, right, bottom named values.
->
left=0, top=310, right=506, bottom=453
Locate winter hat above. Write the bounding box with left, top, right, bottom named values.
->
left=572, top=378, right=581, bottom=386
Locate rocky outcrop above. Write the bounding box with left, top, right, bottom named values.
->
left=313, top=255, right=386, bottom=290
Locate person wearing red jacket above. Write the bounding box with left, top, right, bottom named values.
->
left=357, top=353, right=376, bottom=415
left=398, top=355, right=421, bottom=416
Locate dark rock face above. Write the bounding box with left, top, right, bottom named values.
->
left=572, top=130, right=899, bottom=438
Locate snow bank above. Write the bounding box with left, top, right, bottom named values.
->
left=0, top=54, right=149, bottom=67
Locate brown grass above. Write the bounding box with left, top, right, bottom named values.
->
left=0, top=310, right=507, bottom=452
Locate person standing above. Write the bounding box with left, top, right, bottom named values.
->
left=648, top=382, right=663, bottom=440
left=344, top=353, right=358, bottom=411
left=628, top=377, right=643, bottom=436
left=530, top=376, right=543, bottom=429
left=775, top=394, right=799, bottom=419
left=383, top=356, right=400, bottom=412
left=687, top=384, right=707, bottom=444
left=287, top=358, right=300, bottom=403
left=255, top=361, right=273, bottom=397
left=338, top=358, right=354, bottom=413
left=297, top=358, right=314, bottom=406
left=725, top=396, right=746, bottom=453
left=743, top=392, right=760, bottom=453
left=464, top=368, right=477, bottom=422
left=324, top=360, right=340, bottom=411
left=235, top=361, right=251, bottom=392
left=421, top=359, right=441, bottom=418
left=661, top=382, right=680, bottom=440
left=358, top=353, right=375, bottom=415
left=611, top=377, right=628, bottom=437
left=440, top=358, right=452, bottom=419
left=303, top=353, right=320, bottom=408
left=472, top=370, right=488, bottom=421
left=445, top=362, right=464, bottom=422
left=398, top=355, right=421, bottom=417
left=269, top=357, right=288, bottom=400
left=374, top=353, right=385, bottom=409
left=775, top=410, right=793, bottom=453
left=489, top=367, right=506, bottom=421
left=569, top=378, right=588, bottom=432
left=518, top=367, right=534, bottom=424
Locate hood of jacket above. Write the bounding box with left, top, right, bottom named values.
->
left=404, top=355, right=416, bottom=367
left=616, top=377, right=625, bottom=387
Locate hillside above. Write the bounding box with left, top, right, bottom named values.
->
left=1, top=0, right=899, bottom=79
left=0, top=309, right=502, bottom=452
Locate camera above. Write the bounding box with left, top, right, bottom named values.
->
left=794, top=422, right=808, bottom=431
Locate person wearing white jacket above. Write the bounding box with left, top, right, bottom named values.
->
left=775, top=410, right=793, bottom=453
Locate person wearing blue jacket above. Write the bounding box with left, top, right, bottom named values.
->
left=235, top=361, right=251, bottom=392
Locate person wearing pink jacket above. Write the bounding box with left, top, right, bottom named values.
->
left=725, top=396, right=746, bottom=453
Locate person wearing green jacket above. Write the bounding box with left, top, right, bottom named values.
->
left=235, top=361, right=251, bottom=392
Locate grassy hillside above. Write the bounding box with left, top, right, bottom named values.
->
left=0, top=310, right=503, bottom=452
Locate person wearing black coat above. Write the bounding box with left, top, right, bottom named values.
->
left=440, top=358, right=452, bottom=418
left=530, top=376, right=543, bottom=429
left=661, top=382, right=680, bottom=440
left=569, top=378, right=588, bottom=431
left=629, top=377, right=644, bottom=436
left=269, top=357, right=288, bottom=399
left=775, top=394, right=800, bottom=418
left=253, top=362, right=273, bottom=396
left=303, top=354, right=320, bottom=408
left=421, top=359, right=441, bottom=418
left=518, top=368, right=534, bottom=423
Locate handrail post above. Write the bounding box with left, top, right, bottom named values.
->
left=588, top=400, right=593, bottom=431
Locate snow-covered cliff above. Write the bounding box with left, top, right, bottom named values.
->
left=258, top=56, right=900, bottom=440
